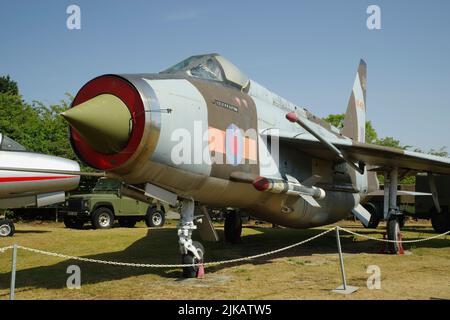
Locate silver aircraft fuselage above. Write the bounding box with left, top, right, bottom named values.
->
left=0, top=134, right=80, bottom=209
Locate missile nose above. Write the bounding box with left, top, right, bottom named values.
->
left=61, top=94, right=132, bottom=154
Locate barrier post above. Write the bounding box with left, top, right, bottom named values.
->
left=10, top=244, right=17, bottom=300
left=332, top=227, right=358, bottom=294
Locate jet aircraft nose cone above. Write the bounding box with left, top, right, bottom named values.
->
left=61, top=94, right=132, bottom=154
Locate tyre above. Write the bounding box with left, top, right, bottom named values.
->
left=91, top=207, right=114, bottom=229
left=182, top=241, right=205, bottom=278
left=0, top=219, right=15, bottom=237
left=145, top=207, right=165, bottom=227
left=118, top=218, right=137, bottom=228
left=63, top=216, right=84, bottom=229
left=387, top=217, right=402, bottom=254
left=431, top=213, right=450, bottom=233
left=362, top=203, right=380, bottom=229
left=224, top=210, right=242, bottom=244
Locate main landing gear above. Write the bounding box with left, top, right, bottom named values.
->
left=224, top=209, right=242, bottom=244
left=178, top=198, right=205, bottom=278
left=383, top=168, right=404, bottom=254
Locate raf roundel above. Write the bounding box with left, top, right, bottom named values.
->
left=225, top=124, right=243, bottom=166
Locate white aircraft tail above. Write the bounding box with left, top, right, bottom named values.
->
left=342, top=59, right=367, bottom=143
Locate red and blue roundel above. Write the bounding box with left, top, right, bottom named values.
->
left=225, top=124, right=243, bottom=166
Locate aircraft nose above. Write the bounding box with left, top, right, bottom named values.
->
left=61, top=94, right=132, bottom=154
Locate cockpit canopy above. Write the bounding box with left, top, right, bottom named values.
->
left=0, top=133, right=27, bottom=151
left=161, top=54, right=250, bottom=90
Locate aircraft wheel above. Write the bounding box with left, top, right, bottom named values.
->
left=182, top=241, right=205, bottom=278
left=92, top=207, right=114, bottom=229
left=63, top=216, right=84, bottom=229
left=431, top=208, right=450, bottom=233
left=387, top=217, right=403, bottom=254
left=362, top=203, right=380, bottom=229
left=398, top=215, right=406, bottom=229
left=118, top=218, right=136, bottom=228
left=224, top=210, right=242, bottom=244
left=0, top=219, right=15, bottom=237
left=145, top=207, right=165, bottom=228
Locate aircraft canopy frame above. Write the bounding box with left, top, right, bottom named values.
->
left=161, top=54, right=250, bottom=90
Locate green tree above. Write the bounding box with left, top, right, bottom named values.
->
left=0, top=75, right=19, bottom=95
left=374, top=136, right=403, bottom=149
left=322, top=113, right=378, bottom=143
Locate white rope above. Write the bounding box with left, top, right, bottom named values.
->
left=4, top=226, right=449, bottom=267
left=14, top=228, right=336, bottom=268
left=0, top=245, right=13, bottom=253
left=339, top=226, right=450, bottom=243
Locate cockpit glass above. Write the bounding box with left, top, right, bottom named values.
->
left=188, top=58, right=223, bottom=81
left=161, top=54, right=249, bottom=89
left=0, top=135, right=26, bottom=151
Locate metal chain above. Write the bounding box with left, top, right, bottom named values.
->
left=12, top=228, right=336, bottom=268
left=338, top=226, right=450, bottom=243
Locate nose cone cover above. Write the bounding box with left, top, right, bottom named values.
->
left=62, top=94, right=132, bottom=154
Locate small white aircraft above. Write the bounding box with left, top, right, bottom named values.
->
left=0, top=133, right=80, bottom=237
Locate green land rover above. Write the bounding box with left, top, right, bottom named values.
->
left=62, top=178, right=168, bottom=229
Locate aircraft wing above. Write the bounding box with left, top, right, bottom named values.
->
left=266, top=131, right=450, bottom=175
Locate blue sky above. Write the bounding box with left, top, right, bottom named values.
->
left=1, top=0, right=449, bottom=151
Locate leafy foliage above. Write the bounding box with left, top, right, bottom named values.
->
left=0, top=76, right=95, bottom=180
left=322, top=113, right=377, bottom=143
left=0, top=75, right=19, bottom=96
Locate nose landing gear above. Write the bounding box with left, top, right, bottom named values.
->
left=178, top=198, right=205, bottom=278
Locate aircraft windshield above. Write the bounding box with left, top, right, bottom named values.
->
left=161, top=54, right=249, bottom=90
left=93, top=178, right=121, bottom=192
left=0, top=135, right=27, bottom=151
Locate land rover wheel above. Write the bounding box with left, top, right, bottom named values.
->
left=92, top=207, right=114, bottom=229
left=0, top=219, right=14, bottom=237
left=145, top=207, right=165, bottom=228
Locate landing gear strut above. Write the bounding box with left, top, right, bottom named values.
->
left=383, top=167, right=404, bottom=254
left=224, top=209, right=242, bottom=244
left=178, top=198, right=205, bottom=278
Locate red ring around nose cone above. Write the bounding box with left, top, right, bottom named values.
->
left=286, top=112, right=299, bottom=123
left=70, top=75, right=145, bottom=170
left=252, top=176, right=270, bottom=192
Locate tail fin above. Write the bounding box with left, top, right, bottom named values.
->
left=342, top=59, right=367, bottom=143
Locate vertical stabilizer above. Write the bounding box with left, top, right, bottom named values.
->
left=342, top=59, right=367, bottom=143
left=342, top=60, right=379, bottom=196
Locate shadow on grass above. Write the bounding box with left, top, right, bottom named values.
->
left=14, top=230, right=50, bottom=234
left=0, top=225, right=448, bottom=292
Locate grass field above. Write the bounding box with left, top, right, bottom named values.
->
left=0, top=219, right=449, bottom=300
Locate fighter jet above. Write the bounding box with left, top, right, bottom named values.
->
left=53, top=54, right=450, bottom=277
left=0, top=133, right=80, bottom=236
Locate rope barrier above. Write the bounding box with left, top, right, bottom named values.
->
left=0, top=245, right=13, bottom=253
left=338, top=226, right=450, bottom=243
left=12, top=228, right=335, bottom=268
left=1, top=226, right=449, bottom=267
